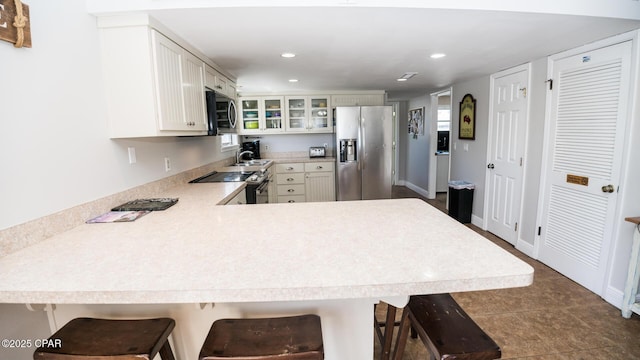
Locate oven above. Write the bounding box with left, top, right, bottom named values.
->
left=190, top=170, right=271, bottom=205
left=245, top=170, right=272, bottom=204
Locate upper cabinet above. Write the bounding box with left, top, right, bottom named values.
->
left=205, top=65, right=236, bottom=100
left=237, top=92, right=384, bottom=135
left=153, top=31, right=207, bottom=132
left=238, top=95, right=332, bottom=135
left=285, top=96, right=331, bottom=133
left=331, top=94, right=385, bottom=107
left=97, top=16, right=236, bottom=138
left=238, top=96, right=285, bottom=134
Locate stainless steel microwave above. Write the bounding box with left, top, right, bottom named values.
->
left=206, top=89, right=237, bottom=135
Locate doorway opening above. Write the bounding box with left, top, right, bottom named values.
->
left=428, top=89, right=452, bottom=200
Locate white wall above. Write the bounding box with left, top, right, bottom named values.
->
left=401, top=95, right=431, bottom=193
left=449, top=76, right=491, bottom=223
left=0, top=0, right=232, bottom=230
left=518, top=58, right=548, bottom=251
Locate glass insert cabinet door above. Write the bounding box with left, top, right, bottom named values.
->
left=287, top=97, right=307, bottom=131
left=263, top=98, right=284, bottom=131
left=309, top=97, right=329, bottom=130
left=241, top=99, right=260, bottom=131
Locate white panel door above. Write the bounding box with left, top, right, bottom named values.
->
left=487, top=67, right=529, bottom=244
left=538, top=41, right=632, bottom=294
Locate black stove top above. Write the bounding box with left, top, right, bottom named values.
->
left=189, top=171, right=255, bottom=183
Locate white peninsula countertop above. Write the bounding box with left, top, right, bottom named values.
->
left=0, top=182, right=533, bottom=359
left=0, top=183, right=533, bottom=304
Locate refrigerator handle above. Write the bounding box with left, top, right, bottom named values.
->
left=360, top=117, right=365, bottom=170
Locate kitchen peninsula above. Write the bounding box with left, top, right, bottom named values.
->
left=0, top=177, right=533, bottom=359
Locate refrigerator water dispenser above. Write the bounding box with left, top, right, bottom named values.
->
left=339, top=139, right=357, bottom=162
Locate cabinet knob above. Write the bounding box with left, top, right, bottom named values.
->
left=316, top=166, right=323, bottom=169
left=288, top=200, right=295, bottom=203
left=286, top=167, right=294, bottom=171
left=287, top=189, right=295, bottom=193
left=287, top=178, right=294, bottom=181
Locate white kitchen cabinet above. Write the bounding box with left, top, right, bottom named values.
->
left=276, top=163, right=306, bottom=203
left=331, top=94, right=385, bottom=107
left=305, top=162, right=336, bottom=202
left=152, top=32, right=207, bottom=132
left=225, top=189, right=246, bottom=205
left=99, top=24, right=208, bottom=138
left=205, top=65, right=236, bottom=100
left=274, top=161, right=336, bottom=203
left=239, top=96, right=285, bottom=134
left=285, top=96, right=332, bottom=133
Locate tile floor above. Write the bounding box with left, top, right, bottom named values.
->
left=375, top=186, right=640, bottom=359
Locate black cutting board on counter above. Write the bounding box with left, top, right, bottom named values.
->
left=111, top=198, right=179, bottom=211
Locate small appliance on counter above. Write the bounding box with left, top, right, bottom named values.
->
left=309, top=146, right=326, bottom=158
left=241, top=140, right=261, bottom=160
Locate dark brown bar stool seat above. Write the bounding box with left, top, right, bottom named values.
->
left=33, top=317, right=176, bottom=360
left=394, top=294, right=501, bottom=360
left=199, top=314, right=324, bottom=360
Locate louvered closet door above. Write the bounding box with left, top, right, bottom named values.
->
left=538, top=41, right=632, bottom=294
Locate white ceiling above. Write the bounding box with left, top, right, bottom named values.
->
left=92, top=3, right=640, bottom=98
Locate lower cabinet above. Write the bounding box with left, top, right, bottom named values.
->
left=275, top=161, right=335, bottom=203
left=276, top=163, right=306, bottom=203
left=225, top=189, right=246, bottom=205
left=305, top=162, right=336, bottom=202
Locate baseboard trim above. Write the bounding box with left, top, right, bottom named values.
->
left=404, top=181, right=430, bottom=199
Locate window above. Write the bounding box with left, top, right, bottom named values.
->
left=221, top=134, right=239, bottom=151
left=437, top=106, right=451, bottom=131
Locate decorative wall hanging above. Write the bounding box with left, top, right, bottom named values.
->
left=458, top=94, right=476, bottom=140
left=0, top=0, right=31, bottom=48
left=408, top=107, right=424, bottom=139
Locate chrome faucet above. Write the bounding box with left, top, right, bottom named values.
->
left=236, top=150, right=253, bottom=164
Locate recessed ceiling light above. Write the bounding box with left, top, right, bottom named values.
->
left=396, top=78, right=408, bottom=82
left=281, top=52, right=296, bottom=58
left=430, top=53, right=446, bottom=59
left=288, top=79, right=299, bottom=83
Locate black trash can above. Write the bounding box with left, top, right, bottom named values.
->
left=448, top=181, right=475, bottom=223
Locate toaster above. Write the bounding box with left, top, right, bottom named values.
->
left=309, top=146, right=326, bottom=158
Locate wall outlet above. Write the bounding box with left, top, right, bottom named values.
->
left=127, top=147, right=136, bottom=164
left=164, top=157, right=171, bottom=172
left=323, top=143, right=328, bottom=148
left=463, top=143, right=469, bottom=152
left=265, top=145, right=270, bottom=151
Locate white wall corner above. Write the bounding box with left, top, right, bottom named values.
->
left=404, top=181, right=429, bottom=199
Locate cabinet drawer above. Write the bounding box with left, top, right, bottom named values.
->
left=276, top=163, right=305, bottom=173
left=304, top=162, right=334, bottom=172
left=277, top=195, right=306, bottom=204
left=277, top=184, right=306, bottom=196
left=276, top=173, right=305, bottom=185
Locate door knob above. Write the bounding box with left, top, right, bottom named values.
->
left=487, top=163, right=495, bottom=169
left=601, top=184, right=615, bottom=193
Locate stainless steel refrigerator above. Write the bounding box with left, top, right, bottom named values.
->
left=335, top=106, right=393, bottom=200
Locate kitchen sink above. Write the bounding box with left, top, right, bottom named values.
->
left=233, top=160, right=272, bottom=167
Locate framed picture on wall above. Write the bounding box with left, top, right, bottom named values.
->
left=408, top=107, right=424, bottom=139
left=459, top=94, right=476, bottom=140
